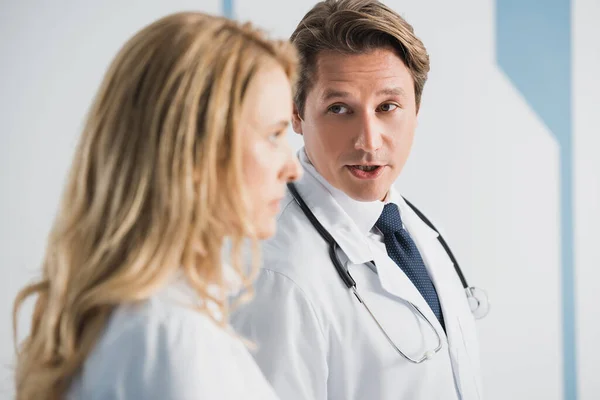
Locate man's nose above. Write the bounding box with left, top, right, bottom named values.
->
left=354, top=112, right=383, bottom=153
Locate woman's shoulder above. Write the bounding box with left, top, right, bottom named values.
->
left=70, top=279, right=276, bottom=399
left=98, top=278, right=244, bottom=362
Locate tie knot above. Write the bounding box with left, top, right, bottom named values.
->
left=375, top=203, right=403, bottom=236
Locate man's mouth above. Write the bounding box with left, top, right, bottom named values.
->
left=353, top=165, right=380, bottom=172
left=346, top=165, right=385, bottom=179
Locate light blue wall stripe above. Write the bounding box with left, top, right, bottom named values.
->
left=222, top=0, right=234, bottom=19
left=496, top=1, right=576, bottom=399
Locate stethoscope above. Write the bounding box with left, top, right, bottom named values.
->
left=287, top=182, right=489, bottom=364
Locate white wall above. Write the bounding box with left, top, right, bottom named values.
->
left=1, top=1, right=598, bottom=399
left=573, top=1, right=600, bottom=399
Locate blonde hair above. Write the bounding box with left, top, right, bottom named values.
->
left=12, top=12, right=297, bottom=400
left=290, top=0, right=430, bottom=115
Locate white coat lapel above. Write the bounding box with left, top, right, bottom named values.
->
left=293, top=175, right=373, bottom=265
left=293, top=172, right=459, bottom=337
left=398, top=199, right=482, bottom=398
left=420, top=234, right=480, bottom=400
left=397, top=199, right=466, bottom=345
left=367, top=243, right=437, bottom=316
left=294, top=175, right=439, bottom=310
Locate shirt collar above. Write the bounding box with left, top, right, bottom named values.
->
left=298, top=148, right=403, bottom=234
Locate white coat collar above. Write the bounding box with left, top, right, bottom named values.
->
left=298, top=149, right=385, bottom=235
left=297, top=148, right=439, bottom=239
left=294, top=149, right=375, bottom=265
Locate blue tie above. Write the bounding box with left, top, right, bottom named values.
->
left=375, top=203, right=445, bottom=329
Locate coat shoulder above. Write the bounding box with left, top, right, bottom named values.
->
left=260, top=193, right=346, bottom=300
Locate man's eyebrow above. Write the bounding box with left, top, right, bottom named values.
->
left=376, top=87, right=407, bottom=98
left=320, top=87, right=408, bottom=102
left=321, top=89, right=352, bottom=102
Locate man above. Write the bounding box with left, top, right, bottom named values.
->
left=232, top=1, right=483, bottom=399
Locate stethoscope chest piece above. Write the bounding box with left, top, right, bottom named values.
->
left=466, top=287, right=490, bottom=319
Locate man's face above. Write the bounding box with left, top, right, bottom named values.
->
left=292, top=47, right=418, bottom=202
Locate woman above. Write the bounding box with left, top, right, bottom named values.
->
left=12, top=12, right=301, bottom=400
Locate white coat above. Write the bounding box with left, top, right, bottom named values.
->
left=68, top=275, right=279, bottom=400
left=231, top=149, right=483, bottom=400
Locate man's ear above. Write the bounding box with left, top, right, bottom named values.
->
left=291, top=104, right=303, bottom=135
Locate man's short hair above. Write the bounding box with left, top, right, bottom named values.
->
left=290, top=0, right=430, bottom=116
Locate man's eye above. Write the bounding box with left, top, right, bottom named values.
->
left=378, top=103, right=398, bottom=112
left=328, top=104, right=350, bottom=114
